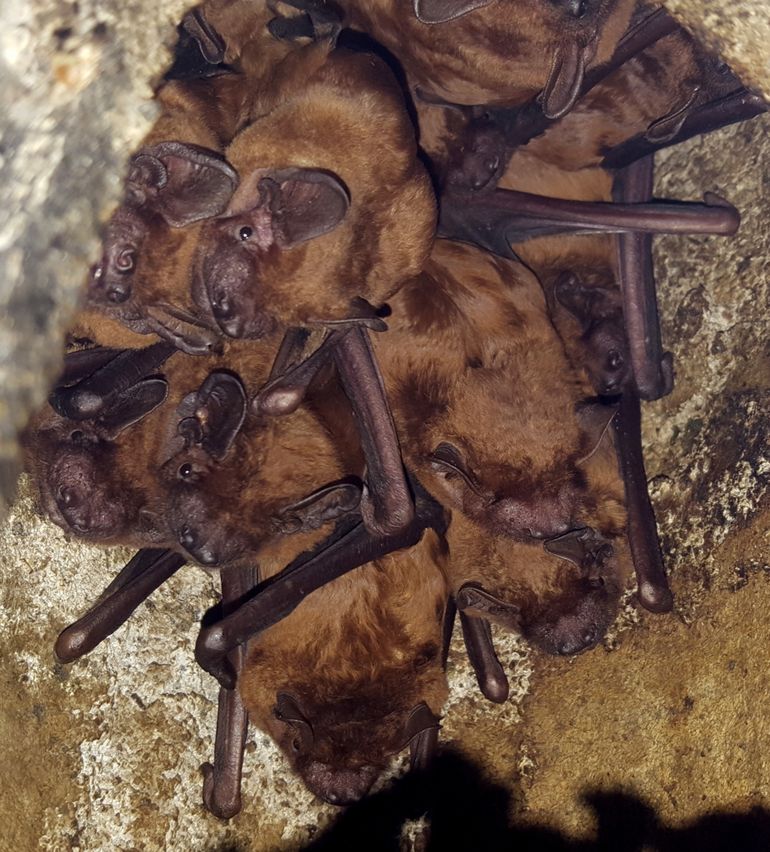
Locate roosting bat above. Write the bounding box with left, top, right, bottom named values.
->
left=84, top=73, right=248, bottom=353
left=21, top=344, right=178, bottom=545
left=190, top=44, right=435, bottom=336
left=367, top=238, right=621, bottom=542
left=236, top=527, right=450, bottom=807
left=185, top=34, right=437, bottom=536
left=338, top=0, right=636, bottom=119
left=453, top=516, right=632, bottom=700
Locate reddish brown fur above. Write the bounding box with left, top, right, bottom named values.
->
left=192, top=46, right=436, bottom=333
left=447, top=506, right=631, bottom=656
left=239, top=529, right=450, bottom=803
left=373, top=239, right=619, bottom=540
left=22, top=320, right=359, bottom=562
left=86, top=73, right=253, bottom=344
left=340, top=0, right=635, bottom=108
left=523, top=30, right=704, bottom=169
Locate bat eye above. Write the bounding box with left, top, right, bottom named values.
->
left=178, top=463, right=194, bottom=479
left=292, top=737, right=302, bottom=752
left=238, top=226, right=253, bottom=241
left=69, top=429, right=84, bottom=443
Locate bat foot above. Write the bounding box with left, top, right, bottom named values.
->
left=201, top=762, right=241, bottom=819
left=637, top=580, right=674, bottom=613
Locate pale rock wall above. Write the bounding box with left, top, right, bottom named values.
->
left=0, top=1, right=769, bottom=850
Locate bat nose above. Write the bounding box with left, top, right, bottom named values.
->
left=107, top=282, right=131, bottom=303
left=178, top=526, right=218, bottom=565
left=211, top=290, right=233, bottom=320
left=304, top=762, right=378, bottom=806
left=57, top=486, right=78, bottom=509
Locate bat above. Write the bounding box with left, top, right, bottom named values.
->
left=21, top=344, right=177, bottom=545
left=371, top=238, right=625, bottom=542
left=336, top=0, right=636, bottom=119
left=236, top=521, right=450, bottom=807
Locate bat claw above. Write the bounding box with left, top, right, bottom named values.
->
left=638, top=580, right=674, bottom=614
left=360, top=484, right=415, bottom=537
left=201, top=761, right=241, bottom=819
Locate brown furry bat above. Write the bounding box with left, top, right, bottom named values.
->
left=22, top=325, right=361, bottom=559
left=191, top=43, right=436, bottom=337
left=160, top=365, right=361, bottom=568
left=339, top=0, right=635, bottom=118
left=84, top=72, right=250, bottom=353
left=238, top=529, right=450, bottom=805
left=372, top=238, right=617, bottom=541
left=450, top=510, right=632, bottom=657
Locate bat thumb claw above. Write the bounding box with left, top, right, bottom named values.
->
left=638, top=580, right=674, bottom=613
left=201, top=762, right=241, bottom=819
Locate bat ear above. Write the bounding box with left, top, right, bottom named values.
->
left=258, top=168, right=350, bottom=247
left=55, top=348, right=123, bottom=390
left=98, top=377, right=168, bottom=437
left=184, top=372, right=247, bottom=460
left=576, top=400, right=617, bottom=463
left=179, top=6, right=226, bottom=63
left=427, top=442, right=487, bottom=498
left=274, top=481, right=362, bottom=533
left=127, top=142, right=239, bottom=227
left=544, top=526, right=614, bottom=570
left=455, top=583, right=521, bottom=629
left=413, top=0, right=494, bottom=23
left=552, top=272, right=599, bottom=329
left=541, top=41, right=586, bottom=120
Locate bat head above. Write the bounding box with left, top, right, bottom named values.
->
left=399, top=361, right=616, bottom=542
left=411, top=0, right=633, bottom=118
left=453, top=523, right=629, bottom=656
left=162, top=370, right=360, bottom=566
left=87, top=142, right=238, bottom=353
left=241, top=546, right=449, bottom=804
left=552, top=272, right=631, bottom=396
left=191, top=167, right=350, bottom=339
left=24, top=376, right=169, bottom=543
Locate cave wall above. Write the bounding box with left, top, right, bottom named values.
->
left=0, top=2, right=768, bottom=850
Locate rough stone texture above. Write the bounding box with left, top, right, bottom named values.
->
left=1, top=2, right=770, bottom=850
left=0, top=0, right=189, bottom=516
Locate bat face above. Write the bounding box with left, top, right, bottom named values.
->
left=87, top=142, right=239, bottom=351
left=551, top=271, right=631, bottom=396
left=32, top=427, right=132, bottom=539
left=451, top=516, right=630, bottom=656
left=192, top=167, right=351, bottom=338
left=240, top=542, right=449, bottom=804
left=396, top=360, right=601, bottom=541
left=260, top=670, right=443, bottom=805
left=160, top=370, right=361, bottom=566
left=24, top=410, right=167, bottom=545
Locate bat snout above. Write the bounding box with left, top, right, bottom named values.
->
left=491, top=496, right=574, bottom=540
left=302, top=761, right=379, bottom=806
left=177, top=525, right=219, bottom=566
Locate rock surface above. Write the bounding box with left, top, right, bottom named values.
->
left=1, top=2, right=769, bottom=850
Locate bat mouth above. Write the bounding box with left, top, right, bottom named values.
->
left=301, top=761, right=379, bottom=806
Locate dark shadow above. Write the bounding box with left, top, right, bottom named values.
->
left=300, top=750, right=770, bottom=852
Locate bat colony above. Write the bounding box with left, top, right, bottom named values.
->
left=20, top=0, right=766, bottom=819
